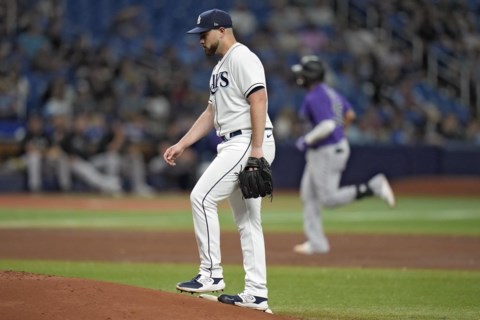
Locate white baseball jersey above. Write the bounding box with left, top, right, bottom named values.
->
left=208, top=43, right=273, bottom=136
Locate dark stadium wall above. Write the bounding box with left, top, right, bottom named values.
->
left=0, top=144, right=479, bottom=192
left=271, top=144, right=480, bottom=189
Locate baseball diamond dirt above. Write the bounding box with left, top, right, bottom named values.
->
left=0, top=177, right=479, bottom=320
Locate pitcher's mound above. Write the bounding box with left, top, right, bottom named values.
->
left=0, top=271, right=295, bottom=320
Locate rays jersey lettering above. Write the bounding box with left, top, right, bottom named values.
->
left=210, top=71, right=229, bottom=95
left=208, top=43, right=273, bottom=135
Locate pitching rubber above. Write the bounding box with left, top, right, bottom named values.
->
left=199, top=294, right=219, bottom=302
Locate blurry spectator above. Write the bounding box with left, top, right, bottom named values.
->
left=107, top=5, right=147, bottom=57
left=178, top=37, right=205, bottom=67
left=0, top=40, right=29, bottom=120
left=17, top=21, right=49, bottom=59
left=143, top=74, right=171, bottom=140
left=266, top=0, right=303, bottom=33
left=412, top=6, right=439, bottom=46
left=301, top=0, right=335, bottom=27
left=229, top=1, right=258, bottom=40
left=462, top=23, right=480, bottom=53
left=136, top=39, right=173, bottom=140
left=90, top=115, right=154, bottom=196
left=465, top=119, right=480, bottom=145
left=23, top=3, right=66, bottom=74
left=347, top=107, right=381, bottom=145
left=0, top=3, right=7, bottom=37
left=0, top=68, right=28, bottom=120
left=19, top=114, right=70, bottom=192
left=84, top=61, right=116, bottom=115
left=136, top=37, right=160, bottom=72
left=46, top=114, right=71, bottom=149
left=297, top=22, right=330, bottom=54
left=343, top=24, right=378, bottom=57
left=354, top=53, right=378, bottom=94
left=436, top=112, right=465, bottom=143
left=272, top=107, right=301, bottom=142
left=42, top=76, right=75, bottom=117
left=148, top=113, right=200, bottom=191
left=113, top=57, right=145, bottom=119
left=387, top=109, right=416, bottom=145
left=65, top=33, right=93, bottom=74
left=60, top=114, right=122, bottom=195
left=71, top=79, right=97, bottom=115
left=45, top=18, right=67, bottom=54
left=19, top=115, right=50, bottom=191
left=31, top=42, right=65, bottom=73
left=275, top=28, right=302, bottom=55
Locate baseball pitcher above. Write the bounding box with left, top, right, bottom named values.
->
left=163, top=8, right=274, bottom=313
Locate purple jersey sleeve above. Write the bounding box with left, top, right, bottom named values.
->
left=299, top=84, right=351, bottom=147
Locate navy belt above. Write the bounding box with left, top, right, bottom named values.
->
left=221, top=129, right=243, bottom=142
left=221, top=128, right=272, bottom=142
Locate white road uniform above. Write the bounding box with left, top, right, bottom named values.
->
left=190, top=42, right=275, bottom=298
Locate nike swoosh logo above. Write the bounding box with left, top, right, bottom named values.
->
left=266, top=133, right=272, bottom=138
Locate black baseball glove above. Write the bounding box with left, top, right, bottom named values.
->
left=238, top=157, right=273, bottom=199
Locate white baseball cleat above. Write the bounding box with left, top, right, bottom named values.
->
left=218, top=292, right=272, bottom=313
left=176, top=274, right=225, bottom=293
left=369, top=173, right=396, bottom=208
left=200, top=293, right=273, bottom=313
left=293, top=241, right=330, bottom=255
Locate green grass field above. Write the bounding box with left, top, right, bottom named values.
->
left=1, top=195, right=479, bottom=235
left=1, top=194, right=480, bottom=319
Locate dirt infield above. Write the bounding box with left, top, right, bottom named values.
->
left=1, top=229, right=479, bottom=270
left=0, top=177, right=479, bottom=320
left=390, top=176, right=480, bottom=197
left=0, top=271, right=296, bottom=320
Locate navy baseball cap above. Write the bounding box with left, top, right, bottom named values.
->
left=187, top=9, right=233, bottom=34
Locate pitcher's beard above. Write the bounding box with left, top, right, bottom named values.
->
left=204, top=41, right=219, bottom=56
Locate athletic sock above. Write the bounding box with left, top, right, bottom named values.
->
left=355, top=183, right=373, bottom=199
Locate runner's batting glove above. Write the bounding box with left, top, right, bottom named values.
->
left=295, top=136, right=308, bottom=152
